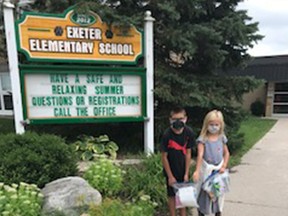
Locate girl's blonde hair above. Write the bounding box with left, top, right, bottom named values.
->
left=199, top=110, right=225, bottom=139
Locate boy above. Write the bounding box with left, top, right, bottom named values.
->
left=160, top=107, right=196, bottom=216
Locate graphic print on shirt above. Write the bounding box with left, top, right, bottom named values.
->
left=167, top=137, right=189, bottom=155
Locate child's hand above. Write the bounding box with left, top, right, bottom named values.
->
left=168, top=176, right=177, bottom=186
left=192, top=171, right=199, bottom=182
left=219, top=166, right=226, bottom=173
left=184, top=174, right=189, bottom=182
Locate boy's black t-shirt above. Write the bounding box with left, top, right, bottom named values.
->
left=160, top=126, right=196, bottom=180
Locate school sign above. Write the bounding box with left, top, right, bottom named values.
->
left=16, top=7, right=143, bottom=64
left=14, top=7, right=146, bottom=124
left=4, top=2, right=154, bottom=153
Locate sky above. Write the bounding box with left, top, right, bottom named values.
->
left=238, top=0, right=288, bottom=57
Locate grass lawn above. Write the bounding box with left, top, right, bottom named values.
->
left=229, top=116, right=277, bottom=167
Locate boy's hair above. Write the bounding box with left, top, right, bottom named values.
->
left=170, top=106, right=186, bottom=117
left=200, top=109, right=225, bottom=139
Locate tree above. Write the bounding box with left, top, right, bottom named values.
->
left=31, top=0, right=76, bottom=13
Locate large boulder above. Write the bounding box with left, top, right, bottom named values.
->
left=41, top=176, right=102, bottom=216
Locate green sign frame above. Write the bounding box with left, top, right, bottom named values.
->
left=20, top=64, right=147, bottom=125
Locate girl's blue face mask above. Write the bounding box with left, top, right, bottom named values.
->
left=208, top=124, right=220, bottom=134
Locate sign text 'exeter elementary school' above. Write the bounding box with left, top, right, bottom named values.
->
left=16, top=8, right=143, bottom=64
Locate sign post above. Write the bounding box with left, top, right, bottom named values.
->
left=3, top=0, right=25, bottom=134
left=144, top=11, right=155, bottom=154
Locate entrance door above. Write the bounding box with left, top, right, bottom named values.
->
left=273, top=82, right=288, bottom=116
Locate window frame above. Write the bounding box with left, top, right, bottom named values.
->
left=0, top=72, right=13, bottom=116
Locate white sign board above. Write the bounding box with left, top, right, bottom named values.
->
left=24, top=73, right=143, bottom=119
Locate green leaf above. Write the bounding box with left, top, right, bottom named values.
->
left=81, top=151, right=93, bottom=161
left=99, top=135, right=109, bottom=142
left=109, top=151, right=117, bottom=160
left=107, top=141, right=119, bottom=151
left=79, top=142, right=87, bottom=151
left=75, top=145, right=79, bottom=152
left=92, top=144, right=105, bottom=154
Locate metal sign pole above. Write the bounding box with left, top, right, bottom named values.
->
left=144, top=11, right=155, bottom=154
left=3, top=0, right=25, bottom=134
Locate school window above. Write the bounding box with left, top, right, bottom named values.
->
left=273, top=82, right=288, bottom=115
left=0, top=73, right=13, bottom=115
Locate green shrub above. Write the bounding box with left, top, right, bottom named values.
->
left=221, top=107, right=246, bottom=155
left=88, top=198, right=124, bottom=216
left=250, top=100, right=265, bottom=116
left=74, top=135, right=119, bottom=161
left=226, top=130, right=244, bottom=155
left=88, top=197, right=156, bottom=216
left=127, top=195, right=156, bottom=216
left=0, top=118, right=14, bottom=134
left=0, top=132, right=78, bottom=188
left=83, top=158, right=123, bottom=197
left=121, top=153, right=166, bottom=211
left=0, top=182, right=43, bottom=216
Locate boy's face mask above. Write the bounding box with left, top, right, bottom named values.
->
left=207, top=124, right=221, bottom=134
left=170, top=119, right=185, bottom=130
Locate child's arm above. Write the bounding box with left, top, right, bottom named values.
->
left=220, top=144, right=230, bottom=173
left=184, top=149, right=191, bottom=182
left=161, top=152, right=176, bottom=186
left=192, top=143, right=204, bottom=182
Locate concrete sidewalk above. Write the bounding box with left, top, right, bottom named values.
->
left=224, top=118, right=288, bottom=216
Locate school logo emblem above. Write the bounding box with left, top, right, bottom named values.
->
left=70, top=12, right=97, bottom=26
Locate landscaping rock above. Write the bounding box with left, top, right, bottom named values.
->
left=41, top=176, right=102, bottom=216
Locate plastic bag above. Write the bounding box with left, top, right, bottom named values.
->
left=173, top=182, right=199, bottom=208
left=202, top=169, right=230, bottom=199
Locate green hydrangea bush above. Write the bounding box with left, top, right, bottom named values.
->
left=0, top=182, right=43, bottom=216
left=83, top=158, right=123, bottom=197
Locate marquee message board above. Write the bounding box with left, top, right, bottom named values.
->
left=15, top=7, right=143, bottom=64
left=20, top=65, right=146, bottom=124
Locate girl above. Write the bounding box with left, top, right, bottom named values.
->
left=193, top=110, right=230, bottom=216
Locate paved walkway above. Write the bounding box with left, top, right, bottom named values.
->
left=224, top=118, right=288, bottom=216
